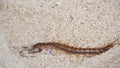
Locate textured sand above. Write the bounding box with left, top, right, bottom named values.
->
left=0, top=0, right=120, bottom=68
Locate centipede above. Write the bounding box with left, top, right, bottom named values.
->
left=31, top=39, right=119, bottom=55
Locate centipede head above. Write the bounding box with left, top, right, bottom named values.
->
left=108, top=39, right=119, bottom=48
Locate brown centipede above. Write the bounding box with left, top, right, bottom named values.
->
left=31, top=39, right=119, bottom=55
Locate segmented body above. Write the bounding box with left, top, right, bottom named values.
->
left=32, top=39, right=118, bottom=55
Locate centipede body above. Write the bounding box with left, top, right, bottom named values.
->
left=32, top=39, right=118, bottom=55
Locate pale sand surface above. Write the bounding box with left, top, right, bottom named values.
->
left=0, top=0, right=120, bottom=68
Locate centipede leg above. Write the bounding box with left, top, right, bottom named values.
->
left=28, top=48, right=42, bottom=54
left=83, top=54, right=95, bottom=57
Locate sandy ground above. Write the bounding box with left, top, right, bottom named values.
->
left=0, top=0, right=120, bottom=68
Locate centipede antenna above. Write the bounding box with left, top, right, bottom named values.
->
left=111, top=38, right=119, bottom=45
left=106, top=39, right=119, bottom=49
